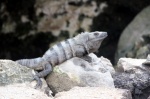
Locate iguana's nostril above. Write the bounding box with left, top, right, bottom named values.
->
left=102, top=32, right=107, bottom=37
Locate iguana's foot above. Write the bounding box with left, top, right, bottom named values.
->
left=32, top=61, right=52, bottom=89
left=33, top=75, right=42, bottom=89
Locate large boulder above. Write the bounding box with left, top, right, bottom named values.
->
left=55, top=87, right=132, bottom=99
left=0, top=60, right=33, bottom=86
left=46, top=53, right=115, bottom=93
left=0, top=60, right=52, bottom=96
left=116, top=6, right=150, bottom=62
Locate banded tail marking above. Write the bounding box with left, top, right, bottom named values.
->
left=67, top=38, right=76, bottom=57
left=53, top=43, right=66, bottom=64
left=61, top=40, right=73, bottom=59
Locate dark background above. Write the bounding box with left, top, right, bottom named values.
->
left=0, top=0, right=150, bottom=64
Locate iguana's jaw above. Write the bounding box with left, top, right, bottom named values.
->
left=95, top=32, right=107, bottom=41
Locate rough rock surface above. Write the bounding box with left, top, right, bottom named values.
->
left=0, top=60, right=52, bottom=95
left=113, top=58, right=150, bottom=99
left=0, top=84, right=132, bottom=99
left=2, top=54, right=150, bottom=99
left=55, top=87, right=132, bottom=99
left=0, top=84, right=53, bottom=99
left=0, top=60, right=33, bottom=86
left=116, top=58, right=146, bottom=72
left=116, top=6, right=150, bottom=62
left=46, top=53, right=115, bottom=93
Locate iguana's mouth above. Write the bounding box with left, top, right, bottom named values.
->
left=88, top=32, right=107, bottom=42
left=96, top=33, right=107, bottom=41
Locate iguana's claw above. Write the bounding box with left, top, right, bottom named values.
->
left=33, top=75, right=42, bottom=89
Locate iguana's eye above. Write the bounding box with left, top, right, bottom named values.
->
left=94, top=33, right=99, bottom=36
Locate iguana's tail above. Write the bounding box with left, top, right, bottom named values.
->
left=16, top=57, right=44, bottom=69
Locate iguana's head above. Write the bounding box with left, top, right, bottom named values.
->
left=75, top=31, right=107, bottom=53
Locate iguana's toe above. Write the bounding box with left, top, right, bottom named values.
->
left=33, top=75, right=42, bottom=89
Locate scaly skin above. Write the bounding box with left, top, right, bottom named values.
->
left=16, top=31, right=107, bottom=88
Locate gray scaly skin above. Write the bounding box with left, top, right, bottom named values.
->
left=16, top=31, right=108, bottom=88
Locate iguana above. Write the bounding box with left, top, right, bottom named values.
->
left=16, top=31, right=107, bottom=88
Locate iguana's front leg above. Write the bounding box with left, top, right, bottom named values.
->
left=33, top=61, right=52, bottom=89
left=81, top=55, right=92, bottom=63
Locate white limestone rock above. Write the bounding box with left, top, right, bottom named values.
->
left=0, top=60, right=33, bottom=86
left=117, top=58, right=147, bottom=72
left=55, top=87, right=132, bottom=99
left=46, top=53, right=115, bottom=93
left=0, top=60, right=52, bottom=95
left=0, top=84, right=53, bottom=99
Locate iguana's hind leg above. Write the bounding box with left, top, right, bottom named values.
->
left=33, top=61, right=52, bottom=89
